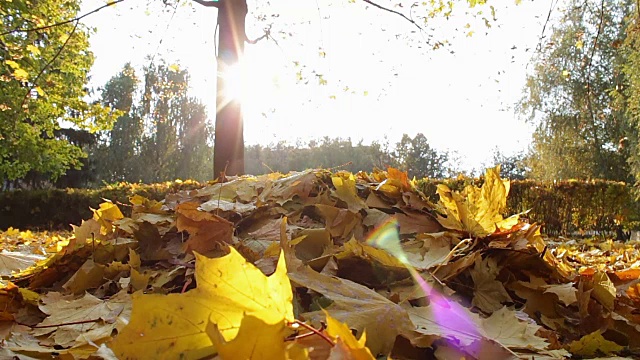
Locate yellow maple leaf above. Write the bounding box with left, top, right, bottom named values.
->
left=332, top=173, right=366, bottom=212
left=590, top=271, right=616, bottom=310
left=568, top=330, right=624, bottom=356
left=325, top=311, right=375, bottom=360
left=110, top=247, right=294, bottom=359
left=91, top=201, right=123, bottom=235
left=436, top=166, right=509, bottom=237
left=208, top=314, right=306, bottom=360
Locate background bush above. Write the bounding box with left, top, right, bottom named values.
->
left=2, top=177, right=639, bottom=237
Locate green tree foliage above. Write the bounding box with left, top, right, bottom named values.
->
left=394, top=133, right=448, bottom=178
left=0, top=0, right=114, bottom=182
left=519, top=0, right=634, bottom=182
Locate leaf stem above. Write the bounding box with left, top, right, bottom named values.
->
left=20, top=318, right=101, bottom=329
left=288, top=320, right=334, bottom=347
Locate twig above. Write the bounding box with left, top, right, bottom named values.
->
left=246, top=25, right=271, bottom=45
left=361, top=0, right=422, bottom=31
left=288, top=320, right=334, bottom=347
left=285, top=322, right=327, bottom=341
left=181, top=277, right=193, bottom=293
left=21, top=20, right=79, bottom=111
left=535, top=0, right=559, bottom=53
left=0, top=0, right=125, bottom=36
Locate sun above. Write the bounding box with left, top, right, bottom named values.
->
left=217, top=54, right=283, bottom=116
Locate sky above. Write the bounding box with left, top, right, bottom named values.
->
left=79, top=0, right=553, bottom=171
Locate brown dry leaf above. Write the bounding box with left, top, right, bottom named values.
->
left=33, top=291, right=130, bottom=348
left=315, top=204, right=361, bottom=240
left=71, top=218, right=103, bottom=247
left=402, top=232, right=455, bottom=270
left=508, top=278, right=562, bottom=322
left=337, top=238, right=406, bottom=270
left=292, top=228, right=333, bottom=262
left=481, top=307, right=549, bottom=351
left=259, top=169, right=319, bottom=203
left=470, top=256, right=512, bottom=313
left=0, top=250, right=46, bottom=276
left=365, top=192, right=392, bottom=209
left=176, top=201, right=234, bottom=254
left=433, top=250, right=481, bottom=281
left=199, top=198, right=256, bottom=215
left=406, top=297, right=518, bottom=359
left=362, top=208, right=391, bottom=227
left=395, top=210, right=442, bottom=235
left=544, top=283, right=578, bottom=306
left=289, top=266, right=414, bottom=356
left=62, top=259, right=107, bottom=295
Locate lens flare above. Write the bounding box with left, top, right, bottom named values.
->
left=366, top=217, right=483, bottom=353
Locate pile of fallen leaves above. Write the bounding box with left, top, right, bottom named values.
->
left=1, top=166, right=639, bottom=359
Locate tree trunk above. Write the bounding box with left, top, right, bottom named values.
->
left=214, top=0, right=247, bottom=178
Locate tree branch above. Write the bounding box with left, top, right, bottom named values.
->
left=361, top=0, right=422, bottom=31
left=21, top=20, right=79, bottom=111
left=246, top=25, right=271, bottom=45
left=535, top=0, right=559, bottom=52
left=193, top=0, right=221, bottom=8
left=0, top=0, right=125, bottom=36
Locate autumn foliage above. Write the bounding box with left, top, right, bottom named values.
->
left=0, top=167, right=639, bottom=359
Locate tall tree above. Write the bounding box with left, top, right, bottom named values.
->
left=92, top=62, right=214, bottom=184
left=175, top=97, right=213, bottom=181
left=395, top=133, right=448, bottom=179
left=0, top=0, right=114, bottom=182
left=519, top=0, right=634, bottom=181
left=99, top=63, right=142, bottom=183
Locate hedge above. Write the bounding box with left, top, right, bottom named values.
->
left=2, top=177, right=639, bottom=237
left=0, top=180, right=206, bottom=230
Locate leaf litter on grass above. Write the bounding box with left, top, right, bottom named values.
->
left=0, top=166, right=639, bottom=359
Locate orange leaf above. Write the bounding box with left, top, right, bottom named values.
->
left=176, top=202, right=234, bottom=254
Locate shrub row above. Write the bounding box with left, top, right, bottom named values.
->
left=2, top=177, right=639, bottom=237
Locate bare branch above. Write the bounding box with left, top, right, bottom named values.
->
left=193, top=0, right=221, bottom=8
left=361, top=0, right=422, bottom=31
left=247, top=25, right=271, bottom=45
left=535, top=0, right=559, bottom=53
left=0, top=0, right=125, bottom=36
